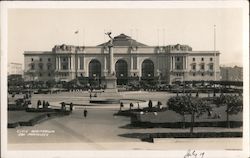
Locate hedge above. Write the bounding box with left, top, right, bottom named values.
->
left=8, top=111, right=71, bottom=128
left=130, top=121, right=242, bottom=128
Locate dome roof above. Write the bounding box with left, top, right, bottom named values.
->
left=98, top=33, right=147, bottom=47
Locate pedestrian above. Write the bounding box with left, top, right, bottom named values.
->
left=129, top=103, right=134, bottom=110
left=70, top=102, right=73, bottom=112
left=37, top=100, right=41, bottom=109
left=84, top=109, right=88, bottom=118
left=148, top=100, right=153, bottom=109
left=61, top=102, right=66, bottom=111
left=46, top=101, right=50, bottom=108
left=120, top=102, right=124, bottom=111
left=42, top=100, right=46, bottom=108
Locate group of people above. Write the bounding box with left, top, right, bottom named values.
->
left=89, top=93, right=98, bottom=99
left=60, top=102, right=88, bottom=118
left=37, top=100, right=50, bottom=109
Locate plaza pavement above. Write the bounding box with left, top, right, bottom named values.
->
left=8, top=91, right=242, bottom=150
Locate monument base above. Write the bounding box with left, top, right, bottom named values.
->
left=98, top=75, right=121, bottom=98
left=105, top=75, right=117, bottom=89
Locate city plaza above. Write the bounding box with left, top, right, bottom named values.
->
left=8, top=33, right=242, bottom=150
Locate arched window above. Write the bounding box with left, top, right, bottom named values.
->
left=115, top=60, right=128, bottom=78
left=115, top=60, right=128, bottom=85
left=89, top=59, right=101, bottom=78
left=142, top=59, right=154, bottom=78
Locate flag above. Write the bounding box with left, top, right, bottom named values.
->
left=75, top=30, right=79, bottom=34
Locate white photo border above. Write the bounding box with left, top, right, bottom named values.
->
left=1, top=1, right=249, bottom=158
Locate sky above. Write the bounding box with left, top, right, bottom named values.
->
left=8, top=8, right=243, bottom=67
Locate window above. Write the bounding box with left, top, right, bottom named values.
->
left=176, top=57, right=180, bottom=61
left=31, top=58, right=34, bottom=62
left=192, top=58, right=195, bottom=61
left=39, top=73, right=42, bottom=77
left=39, top=58, right=42, bottom=62
left=47, top=65, right=51, bottom=70
left=193, top=73, right=196, bottom=76
left=201, top=73, right=204, bottom=76
left=209, top=64, right=213, bottom=70
left=48, top=58, right=51, bottom=62
left=176, top=65, right=180, bottom=70
left=210, top=73, right=213, bottom=76
left=210, top=58, right=213, bottom=61
left=39, top=64, right=43, bottom=70
left=31, top=64, right=34, bottom=70
left=63, top=58, right=66, bottom=62
left=62, top=65, right=68, bottom=70
left=201, top=58, right=204, bottom=61
left=48, top=73, right=51, bottom=76
left=192, top=65, right=196, bottom=70
left=200, top=64, right=205, bottom=70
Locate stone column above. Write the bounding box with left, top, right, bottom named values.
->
left=131, top=56, right=133, bottom=70
left=78, top=56, right=80, bottom=70
left=109, top=45, right=114, bottom=75
left=104, top=55, right=107, bottom=70
left=182, top=56, right=184, bottom=70
left=71, top=55, right=74, bottom=70
left=130, top=55, right=133, bottom=75
left=68, top=57, right=71, bottom=70
left=173, top=56, right=175, bottom=70
left=186, top=56, right=188, bottom=70
left=58, top=57, right=61, bottom=70
left=171, top=56, right=173, bottom=70
left=56, top=57, right=58, bottom=70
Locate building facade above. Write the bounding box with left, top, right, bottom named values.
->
left=220, top=66, right=243, bottom=81
left=24, top=33, right=220, bottom=84
left=8, top=62, right=23, bottom=76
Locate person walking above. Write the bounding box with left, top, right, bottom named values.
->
left=83, top=109, right=88, bottom=118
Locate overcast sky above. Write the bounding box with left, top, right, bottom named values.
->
left=8, top=8, right=243, bottom=67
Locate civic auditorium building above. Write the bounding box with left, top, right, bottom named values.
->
left=24, top=33, right=220, bottom=85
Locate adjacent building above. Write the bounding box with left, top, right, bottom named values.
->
left=8, top=62, right=23, bottom=76
left=24, top=33, right=220, bottom=85
left=220, top=66, right=243, bottom=81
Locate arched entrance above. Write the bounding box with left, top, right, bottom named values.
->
left=142, top=59, right=154, bottom=78
left=115, top=59, right=128, bottom=85
left=89, top=59, right=101, bottom=87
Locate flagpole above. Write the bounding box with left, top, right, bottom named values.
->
left=157, top=28, right=159, bottom=46
left=214, top=25, right=216, bottom=81
left=74, top=29, right=79, bottom=80
left=83, top=28, right=85, bottom=46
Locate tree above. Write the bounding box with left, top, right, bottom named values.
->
left=168, top=96, right=210, bottom=134
left=168, top=96, right=188, bottom=128
left=216, top=95, right=243, bottom=128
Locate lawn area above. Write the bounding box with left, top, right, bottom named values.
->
left=8, top=111, right=52, bottom=123
left=135, top=106, right=242, bottom=123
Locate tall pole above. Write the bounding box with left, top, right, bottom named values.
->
left=75, top=30, right=79, bottom=80
left=214, top=25, right=216, bottom=81
left=157, top=28, right=159, bottom=46
left=163, top=28, right=166, bottom=46
left=83, top=28, right=85, bottom=46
